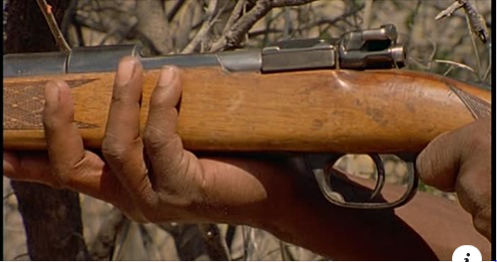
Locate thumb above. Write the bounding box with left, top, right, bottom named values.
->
left=416, top=118, right=490, bottom=191
left=416, top=131, right=460, bottom=191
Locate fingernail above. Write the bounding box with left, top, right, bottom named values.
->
left=116, top=58, right=137, bottom=86
left=44, top=81, right=60, bottom=108
left=158, top=66, right=177, bottom=87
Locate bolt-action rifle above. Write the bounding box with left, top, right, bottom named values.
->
left=3, top=25, right=491, bottom=209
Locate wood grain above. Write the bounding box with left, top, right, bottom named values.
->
left=3, top=68, right=491, bottom=153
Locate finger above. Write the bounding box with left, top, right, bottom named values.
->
left=42, top=80, right=132, bottom=204
left=416, top=118, right=490, bottom=191
left=4, top=151, right=58, bottom=187
left=144, top=67, right=200, bottom=193
left=3, top=151, right=129, bottom=208
left=43, top=80, right=88, bottom=185
left=415, top=131, right=459, bottom=191
left=102, top=57, right=156, bottom=204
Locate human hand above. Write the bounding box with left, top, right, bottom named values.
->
left=3, top=58, right=491, bottom=259
left=3, top=57, right=302, bottom=226
left=416, top=117, right=491, bottom=240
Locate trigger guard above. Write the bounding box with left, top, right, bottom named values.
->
left=306, top=154, right=418, bottom=209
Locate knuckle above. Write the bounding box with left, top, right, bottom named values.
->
left=143, top=125, right=166, bottom=150
left=42, top=109, right=59, bottom=129
left=149, top=91, right=164, bottom=108
left=42, top=102, right=73, bottom=128
left=111, top=92, right=127, bottom=103
left=102, top=134, right=127, bottom=161
left=143, top=125, right=182, bottom=156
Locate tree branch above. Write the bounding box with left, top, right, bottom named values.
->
left=181, top=0, right=219, bottom=54
left=135, top=0, right=173, bottom=55
left=35, top=0, right=71, bottom=51
left=435, top=1, right=463, bottom=20
left=5, top=0, right=88, bottom=260
left=166, top=0, right=186, bottom=22
left=222, top=0, right=247, bottom=36
left=436, top=0, right=489, bottom=43
left=209, top=0, right=318, bottom=52
left=11, top=182, right=88, bottom=260
left=270, top=0, right=317, bottom=8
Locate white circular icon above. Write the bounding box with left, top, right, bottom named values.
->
left=452, top=245, right=482, bottom=262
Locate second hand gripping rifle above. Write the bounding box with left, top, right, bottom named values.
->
left=3, top=25, right=491, bottom=209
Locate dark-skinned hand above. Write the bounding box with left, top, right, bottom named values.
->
left=3, top=57, right=301, bottom=228
left=3, top=57, right=491, bottom=260
left=417, top=117, right=491, bottom=240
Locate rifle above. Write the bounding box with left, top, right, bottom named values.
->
left=3, top=25, right=491, bottom=209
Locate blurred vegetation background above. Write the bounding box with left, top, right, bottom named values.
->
left=3, top=0, right=492, bottom=260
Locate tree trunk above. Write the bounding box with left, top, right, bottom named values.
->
left=4, top=0, right=89, bottom=260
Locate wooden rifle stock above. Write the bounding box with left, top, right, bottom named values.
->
left=3, top=68, right=491, bottom=153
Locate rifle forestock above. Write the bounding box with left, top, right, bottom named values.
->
left=3, top=66, right=491, bottom=153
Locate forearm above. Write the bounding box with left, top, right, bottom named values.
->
left=5, top=148, right=490, bottom=260
left=258, top=178, right=490, bottom=260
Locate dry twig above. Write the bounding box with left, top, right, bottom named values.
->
left=435, top=59, right=477, bottom=73
left=465, top=13, right=482, bottom=79
left=182, top=0, right=220, bottom=54
left=35, top=0, right=71, bottom=51
left=210, top=0, right=318, bottom=51
left=173, top=0, right=199, bottom=52
left=222, top=0, right=247, bottom=36
left=435, top=1, right=463, bottom=20
left=362, top=0, right=374, bottom=29
left=166, top=0, right=186, bottom=22
left=435, top=0, right=488, bottom=43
